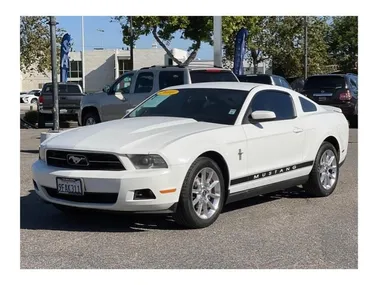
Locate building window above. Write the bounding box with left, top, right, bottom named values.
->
left=118, top=59, right=133, bottom=76
left=69, top=61, right=82, bottom=78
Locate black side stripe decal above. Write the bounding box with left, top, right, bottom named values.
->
left=230, top=161, right=314, bottom=186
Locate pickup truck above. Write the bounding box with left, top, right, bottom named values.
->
left=79, top=65, right=239, bottom=126
left=37, top=82, right=85, bottom=128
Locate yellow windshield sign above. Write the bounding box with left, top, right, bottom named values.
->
left=157, top=89, right=179, bottom=96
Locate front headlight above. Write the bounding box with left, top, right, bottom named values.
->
left=39, top=147, right=46, bottom=162
left=127, top=154, right=168, bottom=169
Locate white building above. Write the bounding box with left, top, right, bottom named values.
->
left=21, top=47, right=167, bottom=93
left=20, top=47, right=272, bottom=93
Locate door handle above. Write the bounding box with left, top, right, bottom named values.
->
left=293, top=127, right=304, bottom=133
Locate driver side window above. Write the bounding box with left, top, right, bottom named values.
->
left=250, top=90, right=296, bottom=120
left=112, top=73, right=134, bottom=94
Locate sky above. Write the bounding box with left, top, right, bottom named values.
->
left=56, top=16, right=214, bottom=60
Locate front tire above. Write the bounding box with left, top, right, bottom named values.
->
left=83, top=111, right=100, bottom=126
left=174, top=157, right=225, bottom=229
left=304, top=141, right=340, bottom=197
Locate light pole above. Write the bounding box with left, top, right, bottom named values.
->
left=49, top=16, right=59, bottom=131
left=213, top=16, right=222, bottom=67
left=304, top=16, right=308, bottom=80
left=81, top=16, right=85, bottom=92
left=129, top=16, right=134, bottom=70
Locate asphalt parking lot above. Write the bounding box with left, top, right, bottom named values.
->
left=20, top=128, right=358, bottom=269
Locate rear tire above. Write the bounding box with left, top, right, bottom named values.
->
left=304, top=141, right=340, bottom=197
left=31, top=98, right=37, bottom=104
left=83, top=111, right=100, bottom=126
left=174, top=157, right=225, bottom=229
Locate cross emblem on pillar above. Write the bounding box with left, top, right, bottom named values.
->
left=238, top=149, right=243, bottom=160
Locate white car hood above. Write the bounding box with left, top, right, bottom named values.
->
left=44, top=116, right=226, bottom=153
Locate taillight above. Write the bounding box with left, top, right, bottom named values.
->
left=339, top=90, right=352, bottom=101
left=39, top=96, right=44, bottom=104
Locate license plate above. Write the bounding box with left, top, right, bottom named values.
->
left=56, top=178, right=83, bottom=195
left=318, top=97, right=326, bottom=101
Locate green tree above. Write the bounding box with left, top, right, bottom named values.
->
left=20, top=16, right=66, bottom=74
left=113, top=16, right=213, bottom=66
left=248, top=16, right=330, bottom=78
left=221, top=16, right=330, bottom=77
left=327, top=16, right=358, bottom=72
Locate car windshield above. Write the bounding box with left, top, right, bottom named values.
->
left=190, top=70, right=238, bottom=83
left=304, top=76, right=346, bottom=89
left=127, top=88, right=249, bottom=125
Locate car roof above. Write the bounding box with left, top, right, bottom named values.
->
left=307, top=74, right=346, bottom=78
left=160, top=82, right=268, bottom=91
left=238, top=74, right=271, bottom=77
left=140, top=65, right=231, bottom=71
left=44, top=82, right=81, bottom=85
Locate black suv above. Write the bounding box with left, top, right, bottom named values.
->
left=237, top=74, right=292, bottom=89
left=302, top=74, right=358, bottom=119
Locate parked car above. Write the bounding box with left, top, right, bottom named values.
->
left=288, top=77, right=305, bottom=93
left=237, top=74, right=292, bottom=89
left=79, top=65, right=239, bottom=126
left=33, top=82, right=349, bottom=228
left=302, top=74, right=358, bottom=121
left=20, top=89, right=41, bottom=104
left=38, top=82, right=85, bottom=128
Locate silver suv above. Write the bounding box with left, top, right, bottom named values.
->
left=79, top=65, right=238, bottom=126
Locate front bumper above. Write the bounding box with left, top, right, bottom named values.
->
left=32, top=160, right=188, bottom=212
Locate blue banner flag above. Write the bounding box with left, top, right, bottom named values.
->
left=233, top=28, right=248, bottom=76
left=60, top=33, right=71, bottom=82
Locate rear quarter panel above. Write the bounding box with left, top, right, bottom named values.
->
left=301, top=110, right=349, bottom=164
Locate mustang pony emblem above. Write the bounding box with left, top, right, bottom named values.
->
left=67, top=155, right=89, bottom=166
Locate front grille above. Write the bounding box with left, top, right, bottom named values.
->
left=46, top=150, right=125, bottom=171
left=45, top=187, right=118, bottom=204
left=20, top=98, right=25, bottom=103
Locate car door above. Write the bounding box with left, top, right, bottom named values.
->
left=100, top=72, right=134, bottom=122
left=127, top=71, right=156, bottom=107
left=241, top=90, right=305, bottom=187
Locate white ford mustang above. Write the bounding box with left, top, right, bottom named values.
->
left=32, top=82, right=349, bottom=228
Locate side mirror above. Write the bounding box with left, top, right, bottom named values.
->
left=250, top=110, right=276, bottom=122
left=115, top=91, right=126, bottom=101
left=125, top=108, right=134, bottom=116
left=102, top=85, right=110, bottom=93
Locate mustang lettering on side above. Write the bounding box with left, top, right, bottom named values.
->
left=32, top=82, right=349, bottom=228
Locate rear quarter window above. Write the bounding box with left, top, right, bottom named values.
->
left=299, top=96, right=317, bottom=112
left=159, top=71, right=185, bottom=89
left=190, top=70, right=238, bottom=83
